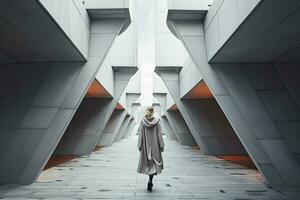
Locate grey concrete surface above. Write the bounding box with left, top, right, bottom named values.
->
left=0, top=0, right=86, bottom=64
left=166, top=110, right=197, bottom=146
left=0, top=17, right=127, bottom=184
left=115, top=115, right=132, bottom=142
left=167, top=2, right=300, bottom=187
left=1, top=136, right=299, bottom=199
left=98, top=109, right=127, bottom=146
left=55, top=98, right=112, bottom=155
left=153, top=93, right=182, bottom=142
left=183, top=98, right=247, bottom=156
left=54, top=67, right=137, bottom=156
left=156, top=67, right=240, bottom=155
left=123, top=118, right=136, bottom=138
left=161, top=116, right=178, bottom=141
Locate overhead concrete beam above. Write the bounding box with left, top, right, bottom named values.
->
left=167, top=7, right=300, bottom=187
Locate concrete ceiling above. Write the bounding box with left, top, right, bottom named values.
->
left=211, top=0, right=300, bottom=63
left=0, top=0, right=85, bottom=65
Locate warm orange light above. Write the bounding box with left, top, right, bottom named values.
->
left=218, top=156, right=257, bottom=170
left=85, top=79, right=112, bottom=98
left=183, top=80, right=214, bottom=99
left=44, top=155, right=78, bottom=170
left=169, top=104, right=178, bottom=111
left=115, top=103, right=125, bottom=110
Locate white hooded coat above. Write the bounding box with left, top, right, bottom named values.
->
left=137, top=116, right=165, bottom=175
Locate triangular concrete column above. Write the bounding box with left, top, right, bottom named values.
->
left=166, top=110, right=196, bottom=145
left=167, top=13, right=300, bottom=187
left=95, top=67, right=138, bottom=146
left=123, top=117, right=136, bottom=138
left=155, top=67, right=227, bottom=154
left=55, top=66, right=137, bottom=155
left=114, top=93, right=140, bottom=140
left=98, top=109, right=127, bottom=146
left=161, top=116, right=178, bottom=141
left=115, top=114, right=132, bottom=142
left=153, top=93, right=194, bottom=145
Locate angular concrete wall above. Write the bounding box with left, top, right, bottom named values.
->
left=0, top=19, right=126, bottom=185
left=167, top=4, right=300, bottom=187
left=98, top=109, right=127, bottom=146
left=114, top=115, right=132, bottom=142
left=161, top=116, right=178, bottom=141
left=156, top=67, right=221, bottom=154
left=166, top=110, right=196, bottom=146
left=153, top=93, right=181, bottom=141
left=55, top=67, right=137, bottom=155
left=123, top=118, right=136, bottom=138
left=55, top=98, right=111, bottom=155
left=183, top=99, right=247, bottom=155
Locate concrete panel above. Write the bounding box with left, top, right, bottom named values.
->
left=114, top=115, right=131, bottom=142
left=166, top=110, right=196, bottom=146
left=276, top=64, right=300, bottom=108
left=98, top=109, right=127, bottom=146
left=55, top=98, right=112, bottom=155
left=124, top=118, right=136, bottom=138
left=161, top=116, right=177, bottom=141
left=57, top=66, right=137, bottom=154
left=184, top=99, right=247, bottom=155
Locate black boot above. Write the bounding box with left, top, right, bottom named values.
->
left=147, top=175, right=154, bottom=192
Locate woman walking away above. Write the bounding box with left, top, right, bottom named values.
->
left=137, top=106, right=165, bottom=192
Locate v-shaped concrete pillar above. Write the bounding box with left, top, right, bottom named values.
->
left=156, top=67, right=226, bottom=154
left=93, top=67, right=138, bottom=147
left=167, top=11, right=300, bottom=187
left=55, top=67, right=137, bottom=155
left=0, top=7, right=130, bottom=184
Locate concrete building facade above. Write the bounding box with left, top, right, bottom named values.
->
left=0, top=0, right=140, bottom=185
left=165, top=0, right=300, bottom=188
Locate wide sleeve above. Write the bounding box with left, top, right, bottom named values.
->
left=137, top=122, right=143, bottom=148
left=157, top=120, right=165, bottom=148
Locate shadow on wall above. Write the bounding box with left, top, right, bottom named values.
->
left=183, top=80, right=256, bottom=169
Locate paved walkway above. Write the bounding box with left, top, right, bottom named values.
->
left=0, top=136, right=299, bottom=200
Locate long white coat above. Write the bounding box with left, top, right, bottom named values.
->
left=137, top=117, right=165, bottom=175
